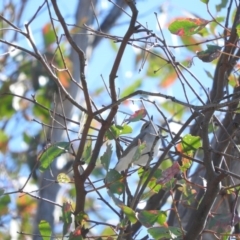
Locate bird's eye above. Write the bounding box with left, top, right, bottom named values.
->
left=142, top=122, right=150, bottom=130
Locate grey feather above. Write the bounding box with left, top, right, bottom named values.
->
left=115, top=121, right=160, bottom=172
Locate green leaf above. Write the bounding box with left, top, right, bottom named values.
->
left=159, top=159, right=172, bottom=171
left=204, top=69, right=213, bottom=79
left=0, top=195, right=10, bottom=215
left=168, top=18, right=209, bottom=36
left=161, top=101, right=186, bottom=120
left=61, top=202, right=72, bottom=223
left=145, top=168, right=162, bottom=194
left=0, top=130, right=8, bottom=153
left=148, top=226, right=182, bottom=239
left=200, top=0, right=209, bottom=3
left=236, top=23, right=240, bottom=38
left=0, top=94, right=14, bottom=120
left=216, top=0, right=228, bottom=12
left=108, top=190, right=125, bottom=206
left=181, top=134, right=202, bottom=154
left=119, top=124, right=132, bottom=134
left=105, top=169, right=125, bottom=195
left=137, top=210, right=167, bottom=227
left=105, top=124, right=132, bottom=140
left=38, top=220, right=52, bottom=240
left=157, top=211, right=168, bottom=225
left=83, top=140, right=92, bottom=163
left=33, top=88, right=51, bottom=122
left=100, top=143, right=113, bottom=171
left=121, top=206, right=137, bottom=224
left=75, top=211, right=88, bottom=226
left=60, top=202, right=72, bottom=235
left=39, top=142, right=70, bottom=172
left=101, top=226, right=115, bottom=238
left=109, top=40, right=118, bottom=52
left=23, top=132, right=32, bottom=144
left=120, top=78, right=142, bottom=98
left=42, top=23, right=57, bottom=47
left=177, top=182, right=197, bottom=206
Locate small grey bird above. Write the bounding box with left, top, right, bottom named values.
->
left=115, top=120, right=160, bottom=172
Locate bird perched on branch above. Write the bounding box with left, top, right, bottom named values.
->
left=115, top=120, right=160, bottom=172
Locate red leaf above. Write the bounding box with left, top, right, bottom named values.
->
left=157, top=162, right=180, bottom=185
left=125, top=109, right=147, bottom=122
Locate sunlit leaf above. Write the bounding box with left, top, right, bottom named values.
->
left=236, top=23, right=240, bottom=38
left=120, top=124, right=133, bottom=134
left=181, top=157, right=192, bottom=171
left=39, top=220, right=52, bottom=240
left=147, top=169, right=162, bottom=193
left=110, top=40, right=118, bottom=52
left=57, top=173, right=71, bottom=183
left=138, top=168, right=162, bottom=196
left=159, top=159, right=173, bottom=171
left=181, top=134, right=202, bottom=154
left=16, top=194, right=36, bottom=216
left=200, top=0, right=209, bottom=3
left=120, top=78, right=142, bottom=98
left=39, top=142, right=70, bottom=172
left=57, top=70, right=70, bottom=88
left=121, top=206, right=137, bottom=223
left=168, top=18, right=209, bottom=36
left=100, top=143, right=112, bottom=171
left=101, top=226, right=115, bottom=238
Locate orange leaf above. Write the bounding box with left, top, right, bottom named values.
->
left=160, top=71, right=178, bottom=88
left=58, top=71, right=70, bottom=88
